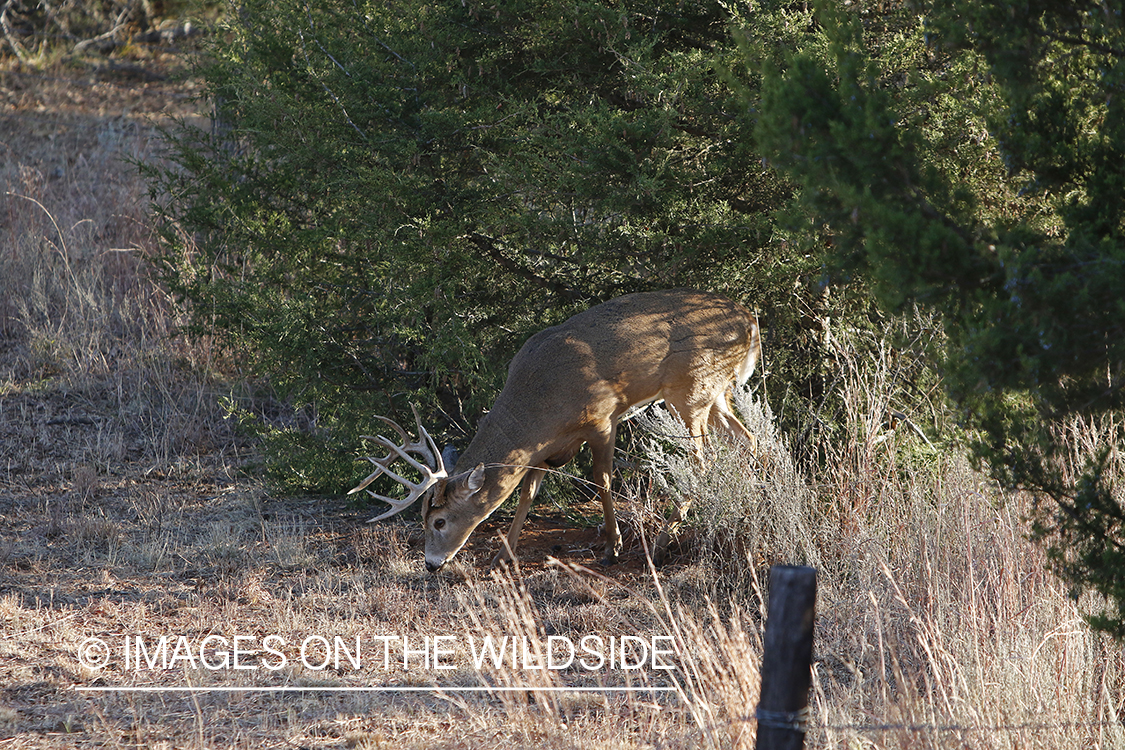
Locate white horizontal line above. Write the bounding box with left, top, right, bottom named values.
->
left=74, top=685, right=677, bottom=694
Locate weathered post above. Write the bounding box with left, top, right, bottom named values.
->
left=755, top=565, right=817, bottom=750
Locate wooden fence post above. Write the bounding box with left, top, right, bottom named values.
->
left=755, top=565, right=817, bottom=750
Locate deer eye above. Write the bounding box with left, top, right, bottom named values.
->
left=433, top=518, right=446, bottom=530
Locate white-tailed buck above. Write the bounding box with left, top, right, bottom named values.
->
left=349, top=289, right=760, bottom=571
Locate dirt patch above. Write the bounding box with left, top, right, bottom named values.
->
left=1, top=55, right=203, bottom=176
left=454, top=508, right=685, bottom=577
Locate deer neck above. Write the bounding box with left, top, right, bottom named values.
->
left=454, top=409, right=535, bottom=513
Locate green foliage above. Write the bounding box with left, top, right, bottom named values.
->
left=753, top=0, right=1125, bottom=634
left=150, top=0, right=833, bottom=493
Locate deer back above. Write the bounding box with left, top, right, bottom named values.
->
left=453, top=288, right=759, bottom=483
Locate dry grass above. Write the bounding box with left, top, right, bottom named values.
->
left=1, top=51, right=1123, bottom=750
left=637, top=356, right=1124, bottom=747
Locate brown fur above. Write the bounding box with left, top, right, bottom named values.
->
left=417, top=289, right=760, bottom=571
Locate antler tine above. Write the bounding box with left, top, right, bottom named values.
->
left=346, top=408, right=448, bottom=521
left=371, top=414, right=431, bottom=465
left=345, top=446, right=413, bottom=497
left=363, top=435, right=438, bottom=487
left=410, top=403, right=446, bottom=473
left=366, top=490, right=422, bottom=521
left=358, top=474, right=424, bottom=520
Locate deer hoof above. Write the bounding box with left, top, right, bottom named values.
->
left=489, top=551, right=514, bottom=571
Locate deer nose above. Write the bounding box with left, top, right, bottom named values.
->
left=425, top=559, right=444, bottom=573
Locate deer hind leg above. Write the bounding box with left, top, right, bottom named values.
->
left=709, top=391, right=757, bottom=454
left=589, top=425, right=621, bottom=565
left=490, top=468, right=546, bottom=569
left=653, top=391, right=758, bottom=565
left=652, top=397, right=712, bottom=566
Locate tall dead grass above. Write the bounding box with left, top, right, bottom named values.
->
left=1, top=109, right=233, bottom=469
left=631, top=329, right=1125, bottom=748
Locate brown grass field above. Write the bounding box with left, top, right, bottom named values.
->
left=1, top=39, right=1123, bottom=750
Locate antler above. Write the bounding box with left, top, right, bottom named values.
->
left=347, top=405, right=447, bottom=522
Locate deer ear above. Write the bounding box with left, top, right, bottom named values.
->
left=448, top=464, right=486, bottom=505
left=466, top=464, right=486, bottom=493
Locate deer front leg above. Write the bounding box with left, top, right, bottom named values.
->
left=590, top=427, right=621, bottom=565
left=490, top=468, right=545, bottom=570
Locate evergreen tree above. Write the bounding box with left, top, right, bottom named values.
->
left=150, top=0, right=815, bottom=492
left=753, top=0, right=1125, bottom=634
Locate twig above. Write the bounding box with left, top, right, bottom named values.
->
left=0, top=0, right=29, bottom=61
left=72, top=4, right=133, bottom=54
